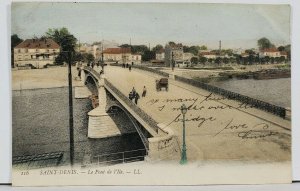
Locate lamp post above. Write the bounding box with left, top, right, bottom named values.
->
left=61, top=50, right=74, bottom=166
left=180, top=103, right=187, bottom=164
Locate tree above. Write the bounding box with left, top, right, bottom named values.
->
left=191, top=57, right=198, bottom=65
left=131, top=45, right=148, bottom=54
left=168, top=41, right=176, bottom=46
left=142, top=50, right=155, bottom=61
left=11, top=34, right=23, bottom=68
left=188, top=46, right=199, bottom=55
left=152, top=44, right=163, bottom=53
left=248, top=55, right=255, bottom=65
left=46, top=27, right=77, bottom=65
left=230, top=57, right=236, bottom=64
left=284, top=44, right=291, bottom=61
left=277, top=46, right=285, bottom=51
left=264, top=56, right=270, bottom=63
left=223, top=57, right=229, bottom=64
left=199, top=56, right=207, bottom=64
left=183, top=45, right=189, bottom=53
left=279, top=56, right=286, bottom=63
left=81, top=53, right=95, bottom=64
left=199, top=45, right=208, bottom=50
left=245, top=49, right=256, bottom=55
left=257, top=37, right=274, bottom=51
left=120, top=44, right=131, bottom=48
left=215, top=57, right=222, bottom=64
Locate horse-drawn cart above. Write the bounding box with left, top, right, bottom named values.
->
left=156, top=78, right=169, bottom=91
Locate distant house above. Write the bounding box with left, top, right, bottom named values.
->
left=14, top=38, right=60, bottom=68
left=155, top=49, right=165, bottom=61
left=183, top=52, right=194, bottom=65
left=259, top=48, right=282, bottom=58
left=199, top=51, right=217, bottom=59
left=279, top=51, right=288, bottom=59
left=103, top=47, right=141, bottom=64
left=164, top=43, right=184, bottom=67
left=240, top=53, right=249, bottom=58
left=79, top=43, right=100, bottom=60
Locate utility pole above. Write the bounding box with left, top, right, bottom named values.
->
left=219, top=40, right=222, bottom=55
left=67, top=51, right=74, bottom=166
left=171, top=51, right=174, bottom=71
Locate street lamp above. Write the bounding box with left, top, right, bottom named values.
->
left=180, top=103, right=188, bottom=165
left=61, top=50, right=75, bottom=166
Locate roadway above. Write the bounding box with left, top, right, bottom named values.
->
left=101, top=65, right=291, bottom=162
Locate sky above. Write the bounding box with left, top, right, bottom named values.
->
left=11, top=2, right=291, bottom=49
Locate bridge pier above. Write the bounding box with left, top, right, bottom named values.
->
left=87, top=75, right=121, bottom=138
left=145, top=124, right=180, bottom=162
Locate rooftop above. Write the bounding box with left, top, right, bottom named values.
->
left=103, top=47, right=131, bottom=54
left=15, top=38, right=60, bottom=49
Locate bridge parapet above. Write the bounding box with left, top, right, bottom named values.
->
left=174, top=75, right=287, bottom=118
left=82, top=66, right=101, bottom=80
left=146, top=124, right=179, bottom=161
left=110, top=63, right=169, bottom=78
left=104, top=79, right=159, bottom=134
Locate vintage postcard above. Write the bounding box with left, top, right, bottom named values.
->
left=11, top=2, right=292, bottom=186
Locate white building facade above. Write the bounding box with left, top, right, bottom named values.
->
left=14, top=38, right=60, bottom=69
left=103, top=47, right=141, bottom=64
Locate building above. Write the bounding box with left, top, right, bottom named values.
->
left=259, top=48, right=283, bottom=58
left=103, top=47, right=141, bottom=64
left=78, top=43, right=102, bottom=61
left=164, top=43, right=184, bottom=67
left=199, top=51, right=217, bottom=59
left=14, top=38, right=60, bottom=68
left=155, top=49, right=165, bottom=61
left=183, top=52, right=195, bottom=65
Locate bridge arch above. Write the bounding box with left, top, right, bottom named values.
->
left=106, top=102, right=152, bottom=150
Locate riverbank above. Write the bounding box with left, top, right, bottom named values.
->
left=12, top=66, right=82, bottom=90
left=158, top=63, right=290, bottom=80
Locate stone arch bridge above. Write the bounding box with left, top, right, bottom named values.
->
left=79, top=66, right=178, bottom=161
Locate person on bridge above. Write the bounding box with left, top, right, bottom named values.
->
left=77, top=67, right=82, bottom=79
left=132, top=87, right=136, bottom=97
left=142, top=86, right=147, bottom=97
left=134, top=92, right=140, bottom=104
left=129, top=91, right=134, bottom=101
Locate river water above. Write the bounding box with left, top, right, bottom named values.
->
left=12, top=87, right=145, bottom=166
left=209, top=78, right=291, bottom=108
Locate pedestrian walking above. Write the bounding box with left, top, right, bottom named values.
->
left=132, top=87, right=136, bottom=97
left=77, top=67, right=82, bottom=79
left=126, top=63, right=129, bottom=68
left=129, top=65, right=132, bottom=72
left=142, top=86, right=147, bottom=97
left=134, top=92, right=140, bottom=104
left=129, top=91, right=134, bottom=101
